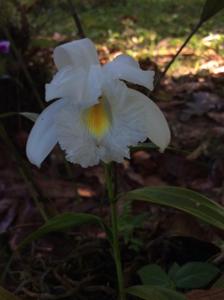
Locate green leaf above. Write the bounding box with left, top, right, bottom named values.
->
left=18, top=212, right=107, bottom=250
left=168, top=263, right=181, bottom=281
left=126, top=285, right=187, bottom=300
left=173, top=262, right=219, bottom=289
left=20, top=112, right=39, bottom=122
left=124, top=187, right=224, bottom=230
left=0, top=112, right=17, bottom=119
left=213, top=274, right=224, bottom=288
left=130, top=142, right=158, bottom=153
left=138, top=264, right=174, bottom=288
left=0, top=287, right=22, bottom=300
left=200, top=0, right=224, bottom=23
left=0, top=112, right=38, bottom=122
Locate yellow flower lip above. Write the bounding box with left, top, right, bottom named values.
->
left=83, top=96, right=111, bottom=139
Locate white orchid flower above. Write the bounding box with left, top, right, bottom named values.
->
left=26, top=38, right=170, bottom=168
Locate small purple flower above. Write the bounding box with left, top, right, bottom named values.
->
left=0, top=40, right=10, bottom=54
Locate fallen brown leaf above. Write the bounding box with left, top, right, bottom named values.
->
left=187, top=288, right=224, bottom=300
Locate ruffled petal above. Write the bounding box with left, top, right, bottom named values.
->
left=45, top=66, right=86, bottom=102
left=55, top=102, right=100, bottom=167
left=99, top=82, right=148, bottom=163
left=26, top=99, right=65, bottom=167
left=99, top=83, right=170, bottom=163
left=53, top=38, right=99, bottom=71
left=104, top=54, right=154, bottom=90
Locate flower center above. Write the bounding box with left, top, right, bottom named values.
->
left=83, top=96, right=111, bottom=139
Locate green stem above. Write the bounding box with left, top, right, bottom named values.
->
left=104, top=163, right=126, bottom=300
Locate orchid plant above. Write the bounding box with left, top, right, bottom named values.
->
left=23, top=37, right=224, bottom=300
left=0, top=1, right=224, bottom=299
left=26, top=38, right=170, bottom=300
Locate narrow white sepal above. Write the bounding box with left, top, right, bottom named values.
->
left=26, top=100, right=65, bottom=167
left=112, top=54, right=140, bottom=68
left=127, top=89, right=171, bottom=151
left=104, top=55, right=155, bottom=90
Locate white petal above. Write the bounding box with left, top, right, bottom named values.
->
left=99, top=83, right=170, bottom=163
left=103, top=77, right=127, bottom=108
left=26, top=100, right=65, bottom=167
left=53, top=38, right=99, bottom=71
left=100, top=82, right=149, bottom=163
left=112, top=54, right=140, bottom=68
left=45, top=66, right=86, bottom=102
left=81, top=65, right=103, bottom=108
left=55, top=102, right=100, bottom=167
left=104, top=54, right=154, bottom=90
left=126, top=89, right=171, bottom=151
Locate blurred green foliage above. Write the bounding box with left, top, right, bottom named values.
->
left=24, top=0, right=223, bottom=46
left=1, top=0, right=223, bottom=74
left=20, top=0, right=224, bottom=75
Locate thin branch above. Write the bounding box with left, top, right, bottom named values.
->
left=154, top=21, right=202, bottom=88
left=66, top=0, right=86, bottom=38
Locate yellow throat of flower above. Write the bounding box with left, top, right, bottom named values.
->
left=83, top=96, right=111, bottom=139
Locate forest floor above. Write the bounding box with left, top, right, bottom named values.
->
left=0, top=1, right=224, bottom=299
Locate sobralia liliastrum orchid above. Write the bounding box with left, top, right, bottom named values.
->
left=26, top=38, right=171, bottom=167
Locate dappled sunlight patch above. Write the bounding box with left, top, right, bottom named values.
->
left=102, top=31, right=224, bottom=76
